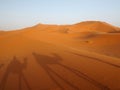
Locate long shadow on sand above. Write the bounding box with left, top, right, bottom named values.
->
left=0, top=64, right=4, bottom=69
left=69, top=52, right=120, bottom=68
left=33, top=52, right=110, bottom=90
left=0, top=56, right=31, bottom=90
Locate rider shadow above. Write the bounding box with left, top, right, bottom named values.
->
left=0, top=56, right=31, bottom=90
left=0, top=64, right=4, bottom=69
left=68, top=52, right=120, bottom=68
left=33, top=52, right=110, bottom=90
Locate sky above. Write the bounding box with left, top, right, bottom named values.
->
left=0, top=0, right=120, bottom=30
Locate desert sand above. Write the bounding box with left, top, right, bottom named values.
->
left=0, top=21, right=120, bottom=90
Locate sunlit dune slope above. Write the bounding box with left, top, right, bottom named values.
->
left=1, top=21, right=120, bottom=58
left=75, top=33, right=120, bottom=57
left=0, top=31, right=5, bottom=35
left=18, top=21, right=120, bottom=57
left=68, top=21, right=120, bottom=33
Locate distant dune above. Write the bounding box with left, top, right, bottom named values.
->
left=0, top=21, right=120, bottom=90
left=0, top=31, right=5, bottom=35
left=69, top=21, right=120, bottom=33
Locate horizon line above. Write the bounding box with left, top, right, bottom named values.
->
left=0, top=20, right=120, bottom=31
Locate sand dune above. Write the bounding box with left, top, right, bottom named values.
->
left=0, top=31, right=5, bottom=35
left=72, top=33, right=120, bottom=58
left=0, top=21, right=120, bottom=90
left=68, top=21, right=120, bottom=33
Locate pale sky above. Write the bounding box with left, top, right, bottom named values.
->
left=0, top=0, right=120, bottom=30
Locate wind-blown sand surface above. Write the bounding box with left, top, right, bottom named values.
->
left=0, top=21, right=120, bottom=90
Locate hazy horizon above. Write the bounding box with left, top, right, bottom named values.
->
left=0, top=0, right=120, bottom=30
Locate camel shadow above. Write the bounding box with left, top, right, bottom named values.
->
left=32, top=52, right=80, bottom=90
left=32, top=52, right=110, bottom=90
left=0, top=64, right=4, bottom=69
left=0, top=56, right=31, bottom=90
left=69, top=52, right=120, bottom=68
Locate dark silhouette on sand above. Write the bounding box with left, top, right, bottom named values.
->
left=69, top=52, right=120, bottom=68
left=0, top=64, right=4, bottom=69
left=33, top=52, right=110, bottom=90
left=0, top=56, right=31, bottom=90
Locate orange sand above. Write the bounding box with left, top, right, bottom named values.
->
left=0, top=21, right=120, bottom=90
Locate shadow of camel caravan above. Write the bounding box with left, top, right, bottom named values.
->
left=32, top=52, right=110, bottom=90
left=0, top=64, right=4, bottom=69
left=0, top=56, right=31, bottom=90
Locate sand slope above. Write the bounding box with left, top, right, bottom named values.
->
left=0, top=21, right=120, bottom=90
left=68, top=21, right=119, bottom=33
